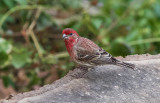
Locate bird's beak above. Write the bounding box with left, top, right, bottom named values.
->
left=63, top=34, right=68, bottom=39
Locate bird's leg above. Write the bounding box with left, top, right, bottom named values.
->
left=77, top=65, right=89, bottom=70
left=71, top=66, right=89, bottom=78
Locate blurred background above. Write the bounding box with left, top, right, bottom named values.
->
left=0, top=0, right=160, bottom=99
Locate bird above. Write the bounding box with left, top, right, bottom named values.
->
left=62, top=28, right=135, bottom=74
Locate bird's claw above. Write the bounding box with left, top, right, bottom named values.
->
left=70, top=66, right=89, bottom=78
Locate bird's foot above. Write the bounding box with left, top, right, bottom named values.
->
left=77, top=66, right=89, bottom=70
left=71, top=66, right=89, bottom=78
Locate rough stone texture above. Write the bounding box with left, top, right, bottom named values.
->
left=1, top=54, right=160, bottom=103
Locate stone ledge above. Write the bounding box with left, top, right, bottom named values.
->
left=1, top=54, right=160, bottom=103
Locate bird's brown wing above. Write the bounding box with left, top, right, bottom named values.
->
left=76, top=48, right=115, bottom=65
left=74, top=37, right=115, bottom=65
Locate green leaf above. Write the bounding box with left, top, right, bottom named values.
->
left=109, top=41, right=132, bottom=57
left=28, top=72, right=40, bottom=87
left=2, top=0, right=15, bottom=8
left=129, top=0, right=145, bottom=10
left=11, top=51, right=31, bottom=69
left=61, top=0, right=81, bottom=9
left=14, top=0, right=27, bottom=5
left=91, top=18, right=102, bottom=29
left=2, top=76, right=15, bottom=88
left=0, top=52, right=9, bottom=68
left=145, top=9, right=154, bottom=19
left=0, top=38, right=12, bottom=53
left=0, top=38, right=12, bottom=68
left=126, top=29, right=139, bottom=41
left=138, top=18, right=147, bottom=27
left=153, top=3, right=160, bottom=18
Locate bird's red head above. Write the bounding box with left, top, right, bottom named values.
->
left=62, top=28, right=79, bottom=41
left=62, top=28, right=80, bottom=57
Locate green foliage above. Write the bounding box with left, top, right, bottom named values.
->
left=2, top=76, right=15, bottom=88
left=0, top=38, right=12, bottom=68
left=0, top=52, right=9, bottom=67
left=109, top=41, right=132, bottom=57
left=0, top=38, right=31, bottom=69
left=0, top=38, right=12, bottom=53
left=11, top=49, right=31, bottom=69
left=0, top=0, right=160, bottom=93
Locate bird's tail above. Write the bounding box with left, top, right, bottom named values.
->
left=116, top=61, right=135, bottom=69
left=111, top=57, right=135, bottom=69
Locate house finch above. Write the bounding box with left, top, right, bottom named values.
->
left=62, top=28, right=135, bottom=71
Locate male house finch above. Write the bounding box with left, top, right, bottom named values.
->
left=62, top=28, right=135, bottom=71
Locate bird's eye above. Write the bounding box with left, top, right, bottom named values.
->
left=70, top=33, right=73, bottom=35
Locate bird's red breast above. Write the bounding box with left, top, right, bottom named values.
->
left=62, top=28, right=79, bottom=59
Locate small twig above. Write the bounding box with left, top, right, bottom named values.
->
left=27, top=9, right=41, bottom=33
left=30, top=31, right=43, bottom=57
left=21, top=22, right=30, bottom=45
left=129, top=38, right=160, bottom=46
left=25, top=9, right=43, bottom=57
left=54, top=52, right=69, bottom=58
